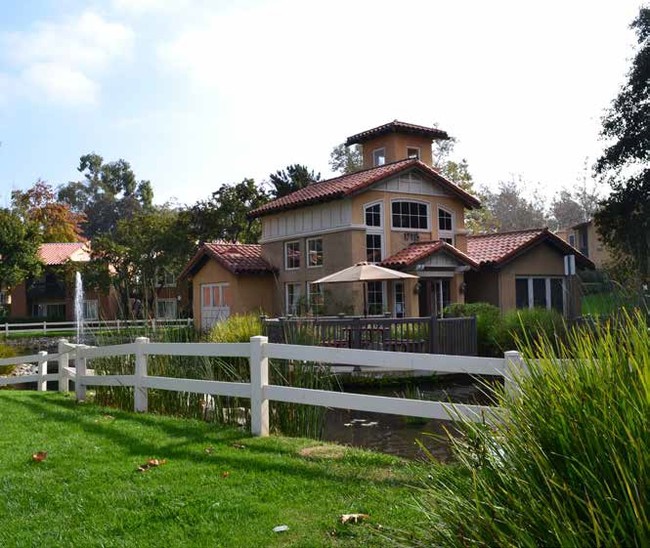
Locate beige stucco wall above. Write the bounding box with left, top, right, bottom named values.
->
left=359, top=134, right=435, bottom=167
left=190, top=259, right=275, bottom=329
left=464, top=269, right=500, bottom=308
left=498, top=243, right=566, bottom=311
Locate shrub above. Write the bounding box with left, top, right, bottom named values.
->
left=444, top=302, right=502, bottom=356
left=206, top=314, right=263, bottom=343
left=417, top=310, right=649, bottom=546
left=0, top=343, right=16, bottom=375
left=495, top=307, right=566, bottom=353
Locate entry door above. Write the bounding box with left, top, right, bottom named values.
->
left=418, top=279, right=451, bottom=317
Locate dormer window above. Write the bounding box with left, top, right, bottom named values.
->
left=372, top=148, right=386, bottom=166
left=407, top=147, right=420, bottom=159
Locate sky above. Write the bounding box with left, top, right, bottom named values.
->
left=0, top=0, right=644, bottom=208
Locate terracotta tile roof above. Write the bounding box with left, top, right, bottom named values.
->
left=179, top=241, right=276, bottom=279
left=249, top=158, right=480, bottom=218
left=381, top=241, right=479, bottom=270
left=345, top=120, right=449, bottom=145
left=467, top=228, right=594, bottom=268
left=39, top=242, right=90, bottom=265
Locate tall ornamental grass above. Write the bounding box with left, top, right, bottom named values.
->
left=417, top=311, right=648, bottom=547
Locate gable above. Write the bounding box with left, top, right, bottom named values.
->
left=368, top=169, right=454, bottom=198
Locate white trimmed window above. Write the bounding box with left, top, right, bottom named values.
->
left=407, top=147, right=420, bottom=159
left=202, top=283, right=229, bottom=307
left=438, top=207, right=454, bottom=245
left=367, top=281, right=385, bottom=316
left=285, top=283, right=303, bottom=315
left=285, top=241, right=301, bottom=270
left=307, top=238, right=323, bottom=268
left=365, top=203, right=382, bottom=227
left=365, top=202, right=384, bottom=263
left=156, top=299, right=177, bottom=319
left=515, top=277, right=565, bottom=313
left=83, top=300, right=99, bottom=320
left=392, top=200, right=429, bottom=230
left=372, top=148, right=386, bottom=166
left=394, top=281, right=405, bottom=318
left=307, top=283, right=324, bottom=315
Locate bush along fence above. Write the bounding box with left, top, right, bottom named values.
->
left=0, top=337, right=529, bottom=434
left=263, top=315, right=478, bottom=356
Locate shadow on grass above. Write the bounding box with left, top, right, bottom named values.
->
left=7, top=393, right=411, bottom=488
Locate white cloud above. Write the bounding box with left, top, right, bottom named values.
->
left=2, top=10, right=133, bottom=105
left=112, top=0, right=191, bottom=16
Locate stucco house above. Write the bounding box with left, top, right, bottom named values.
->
left=181, top=120, right=593, bottom=330
left=557, top=219, right=611, bottom=269
left=8, top=242, right=119, bottom=321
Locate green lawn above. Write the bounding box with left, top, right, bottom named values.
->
left=0, top=392, right=434, bottom=547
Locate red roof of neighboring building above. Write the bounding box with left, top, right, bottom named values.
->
left=248, top=158, right=481, bottom=218
left=345, top=120, right=449, bottom=145
left=467, top=228, right=594, bottom=268
left=39, top=242, right=90, bottom=265
left=179, top=241, right=276, bottom=279
left=381, top=241, right=480, bottom=270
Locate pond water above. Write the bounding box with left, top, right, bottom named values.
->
left=323, top=375, right=501, bottom=461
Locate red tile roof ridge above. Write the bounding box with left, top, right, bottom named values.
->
left=345, top=120, right=449, bottom=145
left=468, top=227, right=547, bottom=238
left=381, top=239, right=479, bottom=270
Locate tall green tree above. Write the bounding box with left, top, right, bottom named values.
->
left=268, top=164, right=320, bottom=198
left=329, top=143, right=363, bottom=174
left=0, top=209, right=42, bottom=293
left=482, top=178, right=550, bottom=232
left=11, top=180, right=86, bottom=242
left=58, top=153, right=154, bottom=238
left=182, top=179, right=268, bottom=244
left=595, top=7, right=650, bottom=283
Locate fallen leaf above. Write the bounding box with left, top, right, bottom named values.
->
left=231, top=443, right=246, bottom=449
left=221, top=471, right=230, bottom=478
left=136, top=458, right=168, bottom=472
left=32, top=451, right=48, bottom=462
left=340, top=513, right=369, bottom=525
left=204, top=447, right=215, bottom=454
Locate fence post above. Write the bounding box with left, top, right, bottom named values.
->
left=134, top=337, right=150, bottom=413
left=75, top=347, right=87, bottom=401
left=351, top=317, right=362, bottom=349
left=250, top=335, right=269, bottom=437
left=37, top=351, right=48, bottom=392
left=504, top=350, right=526, bottom=399
left=428, top=315, right=438, bottom=353
left=43, top=321, right=47, bottom=334
left=4, top=323, right=7, bottom=337
left=58, top=338, right=70, bottom=392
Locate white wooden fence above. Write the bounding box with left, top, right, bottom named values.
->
left=1, top=317, right=192, bottom=336
left=0, top=337, right=525, bottom=435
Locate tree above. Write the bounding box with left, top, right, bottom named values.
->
left=0, top=209, right=42, bottom=293
left=329, top=143, right=363, bottom=174
left=58, top=153, right=154, bottom=238
left=182, top=179, right=269, bottom=244
left=268, top=164, right=320, bottom=198
left=549, top=160, right=604, bottom=230
left=481, top=178, right=550, bottom=232
left=595, top=7, right=650, bottom=283
left=11, top=180, right=86, bottom=242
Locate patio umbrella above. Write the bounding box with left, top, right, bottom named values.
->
left=311, top=262, right=417, bottom=316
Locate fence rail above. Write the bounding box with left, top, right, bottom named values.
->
left=1, top=317, right=193, bottom=336
left=0, top=337, right=524, bottom=435
left=263, top=315, right=478, bottom=356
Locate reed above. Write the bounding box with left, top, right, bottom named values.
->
left=415, top=310, right=649, bottom=547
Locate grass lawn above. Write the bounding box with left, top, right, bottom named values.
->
left=0, top=392, right=436, bottom=547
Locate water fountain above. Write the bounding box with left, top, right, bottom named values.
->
left=74, top=271, right=84, bottom=343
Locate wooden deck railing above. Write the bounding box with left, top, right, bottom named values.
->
left=263, top=315, right=478, bottom=356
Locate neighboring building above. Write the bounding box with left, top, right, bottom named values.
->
left=182, top=121, right=594, bottom=329
left=179, top=242, right=276, bottom=330
left=464, top=229, right=593, bottom=315
left=8, top=243, right=119, bottom=321
left=558, top=219, right=611, bottom=269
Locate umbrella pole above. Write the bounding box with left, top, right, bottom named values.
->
left=364, top=282, right=367, bottom=317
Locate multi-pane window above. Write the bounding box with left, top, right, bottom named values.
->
left=366, top=234, right=382, bottom=263
left=156, top=270, right=176, bottom=287
left=201, top=283, right=229, bottom=307
left=392, top=201, right=429, bottom=230
left=307, top=238, right=323, bottom=268
left=394, top=282, right=405, bottom=318
left=155, top=299, right=177, bottom=319
left=33, top=303, right=66, bottom=319
left=0, top=291, right=6, bottom=305
left=285, top=241, right=300, bottom=270
left=286, top=283, right=303, bottom=315
left=365, top=203, right=382, bottom=227
left=307, top=283, right=324, bottom=315
left=516, top=277, right=565, bottom=313
left=83, top=300, right=99, bottom=320
left=373, top=148, right=386, bottom=166
left=438, top=207, right=454, bottom=244
left=367, top=281, right=384, bottom=316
